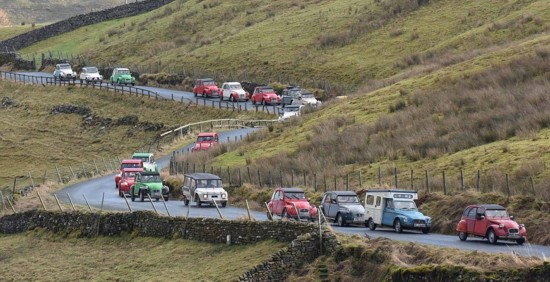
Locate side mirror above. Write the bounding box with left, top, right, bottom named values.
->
left=477, top=214, right=485, bottom=220
left=307, top=197, right=311, bottom=202
left=510, top=215, right=514, bottom=220
left=330, top=199, right=337, bottom=204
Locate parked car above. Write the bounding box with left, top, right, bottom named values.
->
left=191, top=132, right=219, bottom=152
left=251, top=86, right=280, bottom=105
left=456, top=204, right=526, bottom=245
left=53, top=63, right=77, bottom=81
left=193, top=78, right=219, bottom=98
left=267, top=188, right=318, bottom=221
left=115, top=159, right=144, bottom=188
left=118, top=167, right=144, bottom=197
left=132, top=152, right=158, bottom=172
left=299, top=92, right=322, bottom=107
left=130, top=171, right=169, bottom=202
left=278, top=104, right=303, bottom=122
left=364, top=189, right=431, bottom=234
left=320, top=191, right=365, bottom=227
left=281, top=86, right=302, bottom=107
left=219, top=82, right=249, bottom=102
left=79, top=66, right=103, bottom=83
left=110, top=68, right=135, bottom=86
left=181, top=173, right=228, bottom=207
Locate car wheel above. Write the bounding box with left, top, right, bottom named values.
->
left=368, top=219, right=377, bottom=231
left=266, top=211, right=273, bottom=220
left=118, top=190, right=123, bottom=198
left=221, top=201, right=227, bottom=208
left=220, top=95, right=223, bottom=101
left=184, top=197, right=189, bottom=206
left=458, top=231, right=468, bottom=241
left=487, top=229, right=498, bottom=244
left=516, top=238, right=525, bottom=245
left=282, top=208, right=289, bottom=219
left=197, top=201, right=202, bottom=207
left=232, top=96, right=237, bottom=102
left=261, top=99, right=266, bottom=106
left=164, top=196, right=169, bottom=202
left=394, top=219, right=403, bottom=233
left=156, top=197, right=160, bottom=202
left=131, top=193, right=135, bottom=202
left=336, top=214, right=345, bottom=227
left=422, top=227, right=430, bottom=234
left=140, top=192, right=145, bottom=202
left=202, top=91, right=206, bottom=97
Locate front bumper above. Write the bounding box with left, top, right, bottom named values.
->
left=402, top=220, right=431, bottom=229
left=342, top=212, right=365, bottom=223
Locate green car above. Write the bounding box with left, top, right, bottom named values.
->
left=131, top=172, right=169, bottom=202
left=110, top=67, right=136, bottom=86
left=132, top=152, right=158, bottom=172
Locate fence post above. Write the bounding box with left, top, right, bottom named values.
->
left=94, top=160, right=99, bottom=174
left=228, top=167, right=232, bottom=186
left=269, top=171, right=273, bottom=187
left=29, top=172, right=35, bottom=188
left=55, top=166, right=62, bottom=183
left=314, top=173, right=317, bottom=192
left=37, top=191, right=47, bottom=210
left=410, top=169, right=414, bottom=190
left=291, top=171, right=294, bottom=186
left=238, top=168, right=242, bottom=187
left=460, top=169, right=464, bottom=191
left=346, top=174, right=349, bottom=191
left=54, top=194, right=64, bottom=212
left=257, top=169, right=262, bottom=187
left=442, top=171, right=447, bottom=195
left=303, top=172, right=307, bottom=187
left=425, top=170, right=429, bottom=193
left=67, top=193, right=76, bottom=211
left=247, top=166, right=252, bottom=183
left=358, top=171, right=362, bottom=189
left=280, top=170, right=283, bottom=187
left=394, top=167, right=398, bottom=189
left=323, top=175, right=327, bottom=192
left=334, top=176, right=337, bottom=190
left=69, top=166, right=76, bottom=180
left=530, top=176, right=536, bottom=196
left=505, top=173, right=510, bottom=198
left=476, top=170, right=480, bottom=192
left=378, top=167, right=381, bottom=186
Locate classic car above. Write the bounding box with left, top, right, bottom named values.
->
left=321, top=191, right=365, bottom=227
left=267, top=187, right=317, bottom=221
left=181, top=173, right=228, bottom=207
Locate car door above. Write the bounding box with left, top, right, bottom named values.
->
left=474, top=207, right=488, bottom=236
left=223, top=84, right=229, bottom=99
left=328, top=193, right=339, bottom=219
left=321, top=193, right=329, bottom=216
left=466, top=207, right=477, bottom=234
left=274, top=191, right=284, bottom=215
left=373, top=196, right=383, bottom=224
left=382, top=198, right=395, bottom=226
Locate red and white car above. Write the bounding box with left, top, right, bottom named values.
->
left=115, top=159, right=143, bottom=188
left=456, top=204, right=527, bottom=245
left=118, top=167, right=144, bottom=197
left=251, top=86, right=280, bottom=105
left=193, top=78, right=219, bottom=98
left=219, top=82, right=250, bottom=102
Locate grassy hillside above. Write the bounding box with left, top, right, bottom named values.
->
left=0, top=231, right=284, bottom=281
left=18, top=0, right=550, bottom=92
left=0, top=80, right=269, bottom=191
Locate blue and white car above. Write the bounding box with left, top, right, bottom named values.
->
left=364, top=189, right=431, bottom=234
left=53, top=63, right=77, bottom=81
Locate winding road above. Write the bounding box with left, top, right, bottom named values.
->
left=14, top=71, right=547, bottom=258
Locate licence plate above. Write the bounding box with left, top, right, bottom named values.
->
left=414, top=223, right=426, bottom=227
left=354, top=217, right=365, bottom=222
left=509, top=234, right=519, bottom=238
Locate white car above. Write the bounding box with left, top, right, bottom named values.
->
left=300, top=92, right=322, bottom=107
left=53, top=63, right=77, bottom=81
left=79, top=67, right=103, bottom=83
left=278, top=104, right=303, bottom=122
left=219, top=82, right=250, bottom=102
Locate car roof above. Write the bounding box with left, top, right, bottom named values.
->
left=285, top=105, right=301, bottom=108
left=198, top=78, right=214, bottom=81
left=365, top=189, right=417, bottom=194
left=115, top=68, right=129, bottom=70
left=132, top=152, right=153, bottom=157
left=474, top=204, right=506, bottom=210
left=325, top=191, right=358, bottom=196
left=121, top=159, right=142, bottom=163
left=184, top=173, right=221, bottom=180
left=138, top=172, right=160, bottom=176
left=224, top=82, right=240, bottom=85
left=197, top=132, right=217, bottom=136
left=279, top=187, right=304, bottom=193
left=122, top=168, right=144, bottom=172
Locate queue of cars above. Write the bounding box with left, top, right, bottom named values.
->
left=53, top=63, right=136, bottom=85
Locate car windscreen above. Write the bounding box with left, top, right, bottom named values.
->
left=337, top=195, right=360, bottom=203
left=196, top=179, right=221, bottom=188
left=301, top=93, right=314, bottom=98
left=133, top=157, right=149, bottom=162
left=197, top=136, right=214, bottom=142
left=285, top=192, right=305, bottom=199
left=119, top=70, right=130, bottom=74
left=124, top=172, right=136, bottom=178
left=143, top=175, right=161, bottom=182
left=485, top=209, right=509, bottom=218
left=59, top=64, right=71, bottom=69
left=260, top=88, right=274, bottom=93
left=394, top=200, right=417, bottom=210
left=203, top=80, right=216, bottom=85
left=121, top=163, right=141, bottom=169
left=87, top=67, right=98, bottom=73
left=229, top=84, right=242, bottom=90
left=284, top=107, right=300, bottom=112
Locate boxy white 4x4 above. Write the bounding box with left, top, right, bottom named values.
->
left=182, top=173, right=228, bottom=207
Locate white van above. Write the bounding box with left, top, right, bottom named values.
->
left=364, top=189, right=431, bottom=234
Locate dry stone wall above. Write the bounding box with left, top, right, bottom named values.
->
left=0, top=0, right=175, bottom=51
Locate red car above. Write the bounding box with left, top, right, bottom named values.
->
left=267, top=188, right=317, bottom=221
left=193, top=78, right=219, bottom=98
left=115, top=159, right=143, bottom=188
left=456, top=204, right=526, bottom=245
left=251, top=86, right=281, bottom=105
left=118, top=167, right=144, bottom=197
left=191, top=132, right=219, bottom=152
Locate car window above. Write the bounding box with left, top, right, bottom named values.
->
left=386, top=199, right=394, bottom=209
left=485, top=209, right=508, bottom=218
left=323, top=194, right=331, bottom=203
left=366, top=195, right=374, bottom=205
left=394, top=201, right=416, bottom=210
left=337, top=195, right=359, bottom=203
left=184, top=177, right=191, bottom=187
left=467, top=208, right=477, bottom=218
left=285, top=192, right=305, bottom=199
left=375, top=196, right=381, bottom=207
left=230, top=84, right=242, bottom=90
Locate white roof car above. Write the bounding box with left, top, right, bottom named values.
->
left=53, top=63, right=76, bottom=80
left=220, top=82, right=249, bottom=102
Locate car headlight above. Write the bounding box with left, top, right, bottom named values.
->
left=221, top=194, right=226, bottom=199
left=499, top=223, right=505, bottom=229
left=425, top=216, right=431, bottom=222
left=519, top=224, right=525, bottom=229
left=203, top=194, right=208, bottom=199
left=163, top=185, right=169, bottom=192
left=402, top=217, right=409, bottom=223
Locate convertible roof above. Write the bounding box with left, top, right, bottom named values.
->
left=185, top=173, right=221, bottom=180
left=132, top=152, right=153, bottom=157
left=122, top=168, right=144, bottom=172
left=197, top=132, right=217, bottom=136
left=479, top=204, right=506, bottom=210
left=280, top=187, right=304, bottom=193
left=139, top=171, right=160, bottom=176
left=326, top=191, right=357, bottom=196
left=121, top=159, right=142, bottom=163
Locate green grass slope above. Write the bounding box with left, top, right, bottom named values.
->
left=19, top=0, right=550, bottom=91
left=0, top=231, right=284, bottom=281
left=0, top=80, right=269, bottom=190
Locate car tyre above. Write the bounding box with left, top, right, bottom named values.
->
left=394, top=219, right=403, bottom=233
left=222, top=201, right=227, bottom=208
left=336, top=213, right=345, bottom=227
left=282, top=208, right=289, bottom=219
left=164, top=196, right=169, bottom=202
left=220, top=95, right=223, bottom=101
left=197, top=201, right=202, bottom=207
left=140, top=191, right=145, bottom=202
left=516, top=238, right=525, bottom=245
left=368, top=218, right=377, bottom=231
left=184, top=196, right=189, bottom=206
left=458, top=231, right=468, bottom=241
left=266, top=211, right=273, bottom=221
left=118, top=190, right=123, bottom=198
left=487, top=229, right=498, bottom=244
